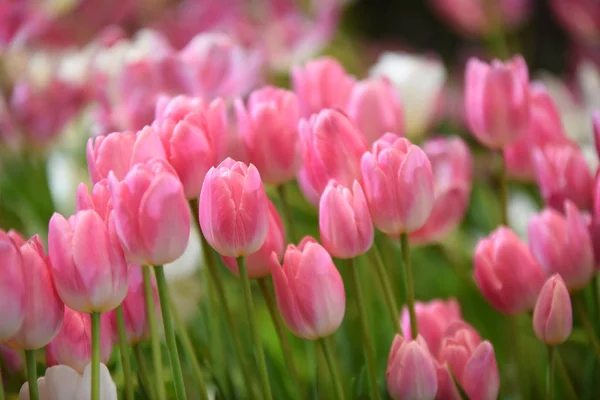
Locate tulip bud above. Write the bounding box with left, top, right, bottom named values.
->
left=439, top=321, right=500, bottom=400
left=298, top=108, right=367, bottom=205
left=528, top=201, right=594, bottom=289
left=292, top=57, right=355, bottom=117
left=361, top=133, right=435, bottom=234
left=410, top=136, right=473, bottom=244
left=0, top=230, right=26, bottom=341
left=533, top=274, right=572, bottom=345
left=108, top=158, right=191, bottom=265
left=222, top=199, right=285, bottom=278
left=386, top=335, right=438, bottom=400
left=46, top=308, right=113, bottom=374
left=270, top=237, right=345, bottom=339
left=464, top=56, right=530, bottom=149
left=319, top=180, right=373, bottom=258
left=236, top=87, right=301, bottom=185
left=345, top=77, right=404, bottom=144
left=474, top=227, right=545, bottom=314
left=12, top=236, right=64, bottom=350
left=199, top=158, right=269, bottom=257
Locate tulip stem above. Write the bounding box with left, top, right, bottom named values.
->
left=0, top=366, right=4, bottom=400
left=258, top=277, right=302, bottom=399
left=238, top=257, right=273, bottom=400
left=142, top=266, right=166, bottom=400
left=400, top=233, right=418, bottom=338
left=277, top=183, right=297, bottom=242
left=573, top=294, right=600, bottom=360
left=369, top=244, right=401, bottom=332
left=91, top=312, right=101, bottom=400
left=348, top=258, right=380, bottom=400
left=134, top=344, right=157, bottom=400
left=546, top=346, right=556, bottom=400
left=154, top=265, right=188, bottom=400
left=25, top=350, right=38, bottom=400
left=555, top=350, right=580, bottom=400
left=116, top=305, right=135, bottom=400
left=318, top=338, right=345, bottom=400
left=497, top=152, right=509, bottom=226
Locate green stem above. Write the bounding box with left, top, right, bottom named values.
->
left=277, top=183, right=297, bottom=242
left=168, top=295, right=210, bottom=400
left=237, top=257, right=273, bottom=400
left=573, top=294, right=600, bottom=360
left=0, top=365, right=4, bottom=400
left=25, top=350, right=38, bottom=400
left=91, top=312, right=101, bottom=400
left=400, top=233, right=418, bottom=338
left=547, top=346, right=555, bottom=400
left=154, top=265, right=188, bottom=400
left=134, top=344, right=157, bottom=400
left=498, top=152, right=509, bottom=227
left=115, top=306, right=135, bottom=400
left=554, top=350, right=580, bottom=400
left=318, top=338, right=345, bottom=400
left=507, top=315, right=526, bottom=397
left=368, top=245, right=400, bottom=332
left=593, top=275, right=600, bottom=333
left=258, top=278, right=302, bottom=399
left=348, top=258, right=380, bottom=400
left=142, top=266, right=166, bottom=400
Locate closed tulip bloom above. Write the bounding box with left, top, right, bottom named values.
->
left=474, top=227, right=545, bottom=314
left=236, top=87, right=301, bottom=184
left=270, top=237, right=346, bottom=339
left=0, top=230, right=26, bottom=341
left=533, top=143, right=594, bottom=212
left=298, top=108, right=368, bottom=204
left=86, top=126, right=166, bottom=184
left=345, top=77, right=404, bottom=144
left=533, top=274, right=572, bottom=345
left=401, top=298, right=462, bottom=358
left=46, top=308, right=113, bottom=374
left=386, top=335, right=438, bottom=400
left=528, top=201, right=594, bottom=289
left=12, top=236, right=64, bottom=350
left=199, top=158, right=269, bottom=257
left=361, top=133, right=435, bottom=234
left=410, top=136, right=473, bottom=244
left=439, top=321, right=500, bottom=400
left=319, top=180, right=373, bottom=258
left=292, top=56, right=355, bottom=116
left=76, top=180, right=112, bottom=222
left=109, top=158, right=191, bottom=265
left=465, top=56, right=530, bottom=149
left=48, top=209, right=128, bottom=313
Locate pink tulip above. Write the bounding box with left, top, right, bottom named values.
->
left=550, top=0, right=600, bottom=44
left=533, top=143, right=594, bottom=212
left=109, top=158, right=191, bottom=265
left=532, top=274, right=572, bottom=345
left=199, top=158, right=269, bottom=257
left=439, top=321, right=500, bottom=400
left=0, top=230, right=25, bottom=341
left=6, top=229, right=26, bottom=247
left=319, top=180, right=373, bottom=258
left=292, top=57, right=355, bottom=117
left=298, top=108, right=367, bottom=204
left=401, top=298, right=462, bottom=358
left=222, top=199, right=285, bottom=278
left=269, top=237, right=345, bottom=339
left=11, top=236, right=64, bottom=350
left=594, top=111, right=600, bottom=159
left=345, top=77, right=404, bottom=144
left=528, top=201, right=594, bottom=289
left=464, top=56, right=531, bottom=149
left=361, top=133, right=435, bottom=234
left=76, top=181, right=112, bottom=222
left=235, top=86, right=301, bottom=185
left=504, top=83, right=570, bottom=181
left=474, top=227, right=545, bottom=314
left=46, top=308, right=113, bottom=374
left=386, top=335, right=438, bottom=400
left=86, top=126, right=166, bottom=184
left=410, top=136, right=473, bottom=244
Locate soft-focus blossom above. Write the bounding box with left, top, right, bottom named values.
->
left=473, top=227, right=545, bottom=314
left=528, top=201, right=595, bottom=289
left=369, top=52, right=446, bottom=139
left=386, top=335, right=438, bottom=400
left=270, top=237, right=345, bottom=339
left=532, top=274, right=573, bottom=345
left=550, top=0, right=600, bottom=44
left=464, top=56, right=530, bottom=149
left=0, top=230, right=26, bottom=341
left=361, top=133, right=435, bottom=234
left=222, top=199, right=285, bottom=278
left=298, top=108, right=367, bottom=204
left=199, top=158, right=269, bottom=257
left=109, top=159, right=190, bottom=266
left=410, top=136, right=473, bottom=244
left=235, top=87, right=301, bottom=184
